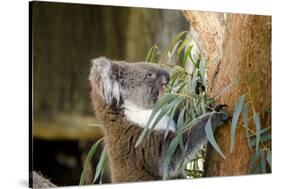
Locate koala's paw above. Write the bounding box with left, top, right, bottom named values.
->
left=213, top=104, right=227, bottom=112
left=212, top=104, right=229, bottom=129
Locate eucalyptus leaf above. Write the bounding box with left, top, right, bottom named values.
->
left=145, top=45, right=159, bottom=63
left=200, top=97, right=206, bottom=114
left=253, top=111, right=261, bottom=152
left=205, top=116, right=225, bottom=159
left=134, top=127, right=149, bottom=148
left=195, top=53, right=201, bottom=69
left=187, top=45, right=195, bottom=65
left=150, top=97, right=185, bottom=131
left=164, top=107, right=177, bottom=139
left=160, top=31, right=188, bottom=64
left=99, top=169, right=104, bottom=184
left=190, top=105, right=196, bottom=121
left=176, top=107, right=187, bottom=152
left=164, top=97, right=185, bottom=138
left=163, top=138, right=179, bottom=179
left=146, top=93, right=175, bottom=127
left=182, top=45, right=191, bottom=70
left=166, top=31, right=188, bottom=52
left=242, top=104, right=251, bottom=150
left=93, top=147, right=107, bottom=183
left=260, top=150, right=266, bottom=173
left=88, top=123, right=102, bottom=127
left=177, top=37, right=191, bottom=67
left=249, top=127, right=270, bottom=138
left=266, top=151, right=272, bottom=169
left=248, top=150, right=261, bottom=174
left=79, top=138, right=104, bottom=185
left=175, top=81, right=188, bottom=93
left=230, top=96, right=244, bottom=152
left=135, top=94, right=177, bottom=147
left=149, top=108, right=171, bottom=131
left=183, top=112, right=213, bottom=131
left=190, top=73, right=199, bottom=94
left=199, top=59, right=207, bottom=86
left=149, top=93, right=175, bottom=121
left=249, top=133, right=271, bottom=147
left=169, top=40, right=182, bottom=62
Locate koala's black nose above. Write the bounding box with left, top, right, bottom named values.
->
left=159, top=70, right=170, bottom=85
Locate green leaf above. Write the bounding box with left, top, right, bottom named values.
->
left=149, top=106, right=172, bottom=131
left=145, top=45, right=159, bottom=63
left=159, top=31, right=188, bottom=64
left=135, top=94, right=177, bottom=147
left=168, top=40, right=182, bottom=61
left=177, top=36, right=192, bottom=67
left=205, top=116, right=225, bottom=159
left=266, top=151, right=272, bottom=169
left=249, top=132, right=271, bottom=147
left=164, top=108, right=177, bottom=139
left=253, top=111, right=261, bottom=152
left=177, top=82, right=188, bottom=93
left=170, top=65, right=186, bottom=82
left=260, top=132, right=271, bottom=143
left=199, top=58, right=207, bottom=86
left=242, top=104, right=252, bottom=150
left=163, top=138, right=178, bottom=179
left=93, top=147, right=107, bottom=183
left=191, top=72, right=199, bottom=93
left=192, top=98, right=201, bottom=116
left=164, top=97, right=185, bottom=138
left=190, top=105, right=196, bottom=121
left=150, top=96, right=184, bottom=131
left=230, top=96, right=244, bottom=152
left=149, top=93, right=175, bottom=123
left=260, top=150, right=266, bottom=173
left=187, top=45, right=195, bottom=65
left=248, top=150, right=261, bottom=174
left=135, top=128, right=149, bottom=148
left=195, top=53, right=201, bottom=69
left=176, top=107, right=187, bottom=152
left=79, top=138, right=104, bottom=185
left=166, top=31, right=188, bottom=52
left=99, top=169, right=104, bottom=184
left=249, top=127, right=270, bottom=138
left=183, top=112, right=213, bottom=131
left=181, top=44, right=192, bottom=69
left=175, top=157, right=186, bottom=177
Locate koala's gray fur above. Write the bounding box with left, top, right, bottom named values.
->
left=32, top=171, right=57, bottom=188
left=90, top=57, right=169, bottom=109
left=89, top=57, right=228, bottom=183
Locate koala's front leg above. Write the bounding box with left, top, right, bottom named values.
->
left=162, top=105, right=228, bottom=178
left=184, top=107, right=229, bottom=160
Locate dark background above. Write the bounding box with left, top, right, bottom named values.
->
left=31, top=1, right=189, bottom=186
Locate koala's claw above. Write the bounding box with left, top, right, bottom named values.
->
left=210, top=112, right=229, bottom=130
left=214, top=104, right=227, bottom=112
left=211, top=104, right=230, bottom=128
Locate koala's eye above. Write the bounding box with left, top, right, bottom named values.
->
left=147, top=72, right=154, bottom=78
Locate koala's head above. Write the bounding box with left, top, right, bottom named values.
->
left=89, top=57, right=169, bottom=109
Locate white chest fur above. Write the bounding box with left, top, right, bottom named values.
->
left=123, top=101, right=176, bottom=132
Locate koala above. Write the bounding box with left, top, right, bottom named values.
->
left=89, top=57, right=228, bottom=183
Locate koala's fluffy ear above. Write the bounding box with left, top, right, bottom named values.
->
left=90, top=57, right=121, bottom=106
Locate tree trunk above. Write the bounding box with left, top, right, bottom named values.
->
left=183, top=11, right=271, bottom=176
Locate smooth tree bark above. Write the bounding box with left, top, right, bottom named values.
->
left=183, top=11, right=271, bottom=176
